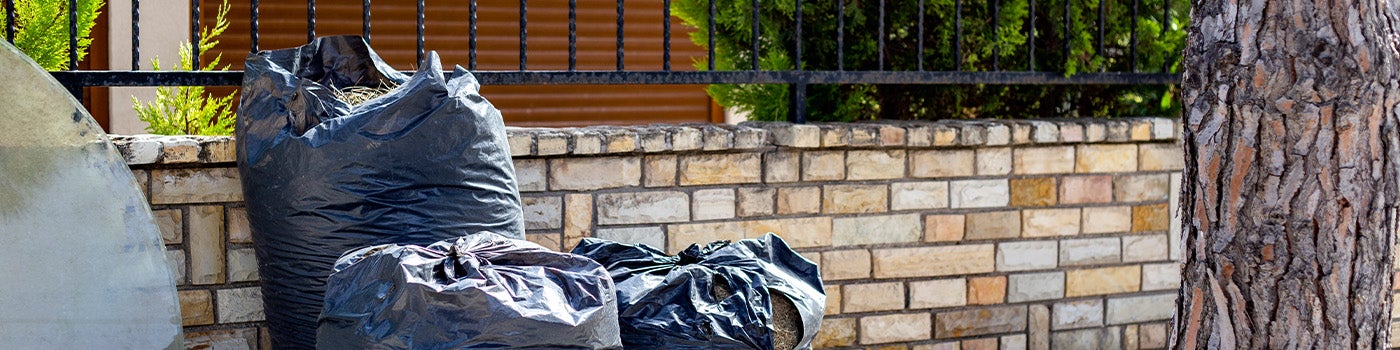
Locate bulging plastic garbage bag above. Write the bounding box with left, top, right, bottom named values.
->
left=318, top=233, right=623, bottom=349
left=236, top=36, right=524, bottom=349
left=571, top=234, right=825, bottom=350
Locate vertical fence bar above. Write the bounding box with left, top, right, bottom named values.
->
left=707, top=0, right=714, bottom=70
left=1062, top=0, right=1069, bottom=70
left=519, top=0, right=527, bottom=70
left=916, top=0, right=923, bottom=71
left=954, top=0, right=961, bottom=71
left=1162, top=0, right=1170, bottom=72
left=1129, top=0, right=1138, bottom=72
left=414, top=0, right=420, bottom=64
left=362, top=0, right=370, bottom=44
left=131, top=0, right=140, bottom=68
left=750, top=0, right=758, bottom=71
left=469, top=0, right=476, bottom=70
left=250, top=0, right=259, bottom=52
left=663, top=0, right=671, bottom=71
left=616, top=0, right=624, bottom=70
left=991, top=0, right=999, bottom=70
left=69, top=0, right=79, bottom=69
left=188, top=0, right=199, bottom=68
left=1027, top=0, right=1035, bottom=71
left=1096, top=0, right=1103, bottom=60
left=3, top=0, right=13, bottom=43
left=569, top=0, right=576, bottom=71
left=836, top=0, right=843, bottom=71
left=307, top=0, right=316, bottom=43
left=877, top=0, right=884, bottom=70
left=794, top=0, right=801, bottom=70
left=788, top=0, right=806, bottom=124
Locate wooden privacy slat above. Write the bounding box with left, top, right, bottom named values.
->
left=205, top=0, right=719, bottom=126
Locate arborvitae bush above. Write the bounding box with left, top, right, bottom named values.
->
left=0, top=0, right=104, bottom=71
left=132, top=1, right=236, bottom=136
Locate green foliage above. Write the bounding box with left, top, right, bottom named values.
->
left=0, top=0, right=103, bottom=70
left=673, top=0, right=1187, bottom=121
left=132, top=1, right=236, bottom=136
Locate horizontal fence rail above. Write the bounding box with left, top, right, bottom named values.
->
left=11, top=0, right=1184, bottom=123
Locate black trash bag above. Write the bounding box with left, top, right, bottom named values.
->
left=318, top=233, right=624, bottom=349
left=570, top=234, right=825, bottom=350
left=236, top=36, right=524, bottom=349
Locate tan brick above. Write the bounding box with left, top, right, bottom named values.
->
left=1130, top=119, right=1154, bottom=140
left=1082, top=206, right=1133, bottom=234
left=597, top=191, right=689, bottom=225
left=692, top=189, right=736, bottom=221
left=1076, top=144, right=1138, bottom=173
left=1123, top=234, right=1169, bottom=262
left=1138, top=143, right=1184, bottom=171
left=535, top=132, right=569, bottom=155
left=820, top=125, right=852, bottom=147
left=874, top=245, right=995, bottom=278
left=822, top=249, right=872, bottom=281
left=802, top=151, right=846, bottom=181
left=1052, top=299, right=1104, bottom=330
left=1022, top=208, right=1080, bottom=238
left=965, top=211, right=1022, bottom=240
left=933, top=125, right=959, bottom=146
left=824, top=184, right=889, bottom=214
left=834, top=214, right=921, bottom=246
left=1117, top=174, right=1171, bottom=202
left=154, top=209, right=182, bottom=244
left=997, top=241, right=1058, bottom=272
left=189, top=206, right=225, bottom=285
left=1008, top=272, right=1065, bottom=302
left=985, top=123, right=1012, bottom=145
left=1060, top=175, right=1113, bottom=204
left=1014, top=146, right=1075, bottom=174
left=227, top=248, right=259, bottom=282
left=765, top=151, right=801, bottom=183
left=167, top=249, right=186, bottom=285
left=925, top=214, right=966, bottom=242
left=968, top=276, right=1008, bottom=305
left=678, top=153, right=762, bottom=185
left=977, top=147, right=1013, bottom=175
left=736, top=187, right=775, bottom=217
left=225, top=207, right=251, bottom=244
left=826, top=285, right=842, bottom=315
left=1132, top=203, right=1171, bottom=232
left=814, top=317, right=857, bottom=348
left=643, top=155, right=678, bottom=187
left=892, top=181, right=949, bottom=211
left=184, top=327, right=258, bottom=349
left=1170, top=173, right=1183, bottom=261
left=1140, top=323, right=1168, bottom=349
left=880, top=125, right=908, bottom=146
left=1060, top=237, right=1121, bottom=266
left=915, top=342, right=962, bottom=350
left=912, top=150, right=976, bottom=178
left=160, top=137, right=200, bottom=163
left=1106, top=293, right=1175, bottom=324
left=522, top=196, right=563, bottom=230
left=1142, top=262, right=1182, bottom=291
left=768, top=124, right=820, bottom=148
left=934, top=305, right=1028, bottom=339
left=550, top=157, right=641, bottom=190
left=963, top=337, right=999, bottom=350
left=667, top=217, right=832, bottom=252
left=844, top=282, right=906, bottom=313
left=572, top=130, right=604, bottom=154
left=777, top=186, right=821, bottom=215
left=1059, top=122, right=1085, bottom=142
left=951, top=179, right=1011, bottom=208
left=1029, top=305, right=1050, bottom=350
left=1010, top=177, right=1057, bottom=207
left=564, top=194, right=593, bottom=241
left=852, top=126, right=879, bottom=146
left=150, top=168, right=242, bottom=204
left=1126, top=325, right=1141, bottom=350
left=910, top=278, right=967, bottom=309
left=849, top=150, right=908, bottom=180
left=526, top=233, right=564, bottom=251
left=862, top=314, right=933, bottom=344
left=217, top=287, right=265, bottom=323
left=514, top=159, right=546, bottom=192
left=180, top=290, right=214, bottom=326
left=1066, top=265, right=1142, bottom=297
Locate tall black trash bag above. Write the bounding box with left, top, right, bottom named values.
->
left=236, top=36, right=524, bottom=349
left=318, top=233, right=623, bottom=349
left=571, top=234, right=825, bottom=350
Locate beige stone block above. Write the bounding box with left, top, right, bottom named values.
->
left=643, top=155, right=678, bottom=187
left=764, top=151, right=800, bottom=183
left=997, top=241, right=1057, bottom=272
left=1082, top=206, right=1133, bottom=234
left=1010, top=177, right=1057, bottom=207
left=862, top=314, right=933, bottom=344
left=814, top=317, right=856, bottom=348
left=1142, top=262, right=1181, bottom=291
left=1052, top=299, right=1104, bottom=330
left=526, top=233, right=564, bottom=251
left=701, top=126, right=734, bottom=150
left=985, top=123, right=1012, bottom=145
left=535, top=132, right=569, bottom=155
left=977, top=147, right=1013, bottom=175
left=667, top=217, right=832, bottom=252
left=1130, top=119, right=1154, bottom=141
left=910, top=278, right=967, bottom=309
left=180, top=290, right=214, bottom=326
left=679, top=153, right=762, bottom=185
left=227, top=248, right=259, bottom=282
left=1065, top=265, right=1142, bottom=297
left=932, top=125, right=959, bottom=146
left=522, top=196, right=563, bottom=230
left=1106, top=293, right=1176, bottom=324
left=848, top=150, right=908, bottom=180
left=873, top=244, right=995, bottom=278
left=833, top=214, right=920, bottom=246
left=1014, top=146, right=1075, bottom=174
left=1060, top=175, right=1113, bottom=204
left=1007, top=272, right=1065, bottom=303
left=825, top=285, right=842, bottom=315
left=150, top=168, right=242, bottom=204
left=736, top=187, right=775, bottom=217
left=777, top=186, right=821, bottom=215
left=514, top=159, right=546, bottom=192
left=189, top=206, right=225, bottom=285
left=1117, top=174, right=1171, bottom=202
left=692, top=189, right=737, bottom=221
left=843, top=282, right=906, bottom=313
left=1133, top=203, right=1171, bottom=232
left=1058, top=122, right=1085, bottom=143
left=226, top=207, right=251, bottom=244
left=1170, top=173, right=1183, bottom=261
left=597, top=191, right=689, bottom=225
left=564, top=194, right=593, bottom=240
left=822, top=249, right=872, bottom=281
left=734, top=127, right=768, bottom=149
left=851, top=125, right=880, bottom=146
left=550, top=156, right=641, bottom=190
left=819, top=125, right=852, bottom=147
left=1028, top=121, right=1060, bottom=143
left=912, top=149, right=977, bottom=178
left=1022, top=208, right=1080, bottom=238
left=217, top=287, right=266, bottom=323
left=880, top=125, right=908, bottom=146
left=802, top=151, right=846, bottom=181
left=907, top=124, right=934, bottom=147
left=1029, top=305, right=1050, bottom=350
left=1123, top=234, right=1169, bottom=262
left=892, top=181, right=950, bottom=211
left=132, top=169, right=150, bottom=198
left=603, top=130, right=638, bottom=153
left=1151, top=118, right=1176, bottom=140
left=968, top=276, right=1008, bottom=305
left=965, top=211, right=1022, bottom=240
left=507, top=131, right=534, bottom=156
left=594, top=227, right=663, bottom=249
left=963, top=337, right=999, bottom=350
left=926, top=214, right=966, bottom=242
left=950, top=179, right=1010, bottom=208
left=766, top=124, right=819, bottom=148
left=636, top=128, right=669, bottom=152
left=159, top=137, right=201, bottom=163
left=1059, top=237, right=1121, bottom=266
left=915, top=341, right=962, bottom=350
left=823, top=184, right=889, bottom=214
left=1138, top=143, right=1184, bottom=171
left=167, top=249, right=186, bottom=285
left=1140, top=323, right=1168, bottom=349
left=1076, top=144, right=1138, bottom=173
left=154, top=209, right=182, bottom=244
left=184, top=328, right=258, bottom=350
left=934, top=305, right=1027, bottom=339
left=572, top=130, right=604, bottom=154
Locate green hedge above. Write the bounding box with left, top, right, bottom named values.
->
left=673, top=0, right=1186, bottom=122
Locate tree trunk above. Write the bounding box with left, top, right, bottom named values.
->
left=1169, top=0, right=1400, bottom=348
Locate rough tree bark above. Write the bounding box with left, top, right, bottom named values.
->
left=1169, top=0, right=1400, bottom=348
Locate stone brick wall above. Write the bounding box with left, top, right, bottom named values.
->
left=116, top=118, right=1189, bottom=350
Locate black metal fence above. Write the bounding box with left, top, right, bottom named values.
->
left=12, top=0, right=1182, bottom=123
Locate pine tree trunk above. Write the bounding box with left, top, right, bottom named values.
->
left=1169, top=0, right=1400, bottom=348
